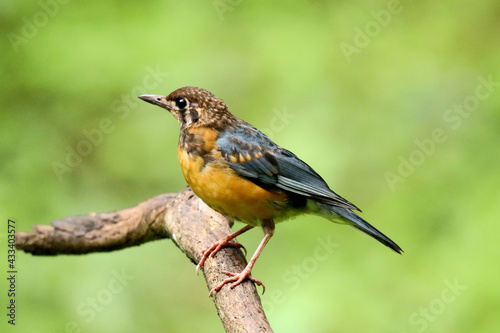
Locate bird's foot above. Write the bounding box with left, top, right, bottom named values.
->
left=196, top=237, right=247, bottom=274
left=209, top=268, right=265, bottom=296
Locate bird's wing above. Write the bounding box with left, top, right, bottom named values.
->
left=216, top=124, right=360, bottom=211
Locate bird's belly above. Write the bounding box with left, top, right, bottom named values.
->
left=178, top=149, right=289, bottom=225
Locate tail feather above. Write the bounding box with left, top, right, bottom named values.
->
left=319, top=203, right=403, bottom=254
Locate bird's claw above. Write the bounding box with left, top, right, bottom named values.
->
left=233, top=242, right=247, bottom=257
left=209, top=270, right=265, bottom=296
left=196, top=239, right=246, bottom=275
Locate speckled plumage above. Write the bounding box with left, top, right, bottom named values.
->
left=139, top=86, right=402, bottom=293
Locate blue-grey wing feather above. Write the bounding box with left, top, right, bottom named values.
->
left=217, top=123, right=360, bottom=211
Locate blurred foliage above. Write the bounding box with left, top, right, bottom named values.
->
left=1, top=0, right=500, bottom=332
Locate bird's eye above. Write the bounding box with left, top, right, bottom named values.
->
left=175, top=97, right=188, bottom=109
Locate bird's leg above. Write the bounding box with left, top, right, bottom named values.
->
left=210, top=219, right=275, bottom=295
left=196, top=225, right=253, bottom=274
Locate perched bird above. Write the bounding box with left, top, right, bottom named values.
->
left=139, top=87, right=402, bottom=294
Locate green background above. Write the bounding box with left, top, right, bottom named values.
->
left=1, top=0, right=499, bottom=332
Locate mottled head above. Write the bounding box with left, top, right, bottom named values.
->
left=139, top=86, right=234, bottom=129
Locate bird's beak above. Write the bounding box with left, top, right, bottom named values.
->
left=138, top=94, right=171, bottom=110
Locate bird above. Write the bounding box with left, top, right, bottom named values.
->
left=138, top=86, right=402, bottom=294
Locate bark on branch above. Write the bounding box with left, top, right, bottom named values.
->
left=16, top=187, right=273, bottom=333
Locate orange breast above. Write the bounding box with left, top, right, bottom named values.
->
left=178, top=146, right=288, bottom=226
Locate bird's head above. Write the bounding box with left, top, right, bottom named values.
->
left=139, top=86, right=234, bottom=129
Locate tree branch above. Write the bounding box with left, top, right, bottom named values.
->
left=16, top=187, right=273, bottom=333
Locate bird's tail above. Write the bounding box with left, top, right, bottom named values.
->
left=316, top=203, right=403, bottom=254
